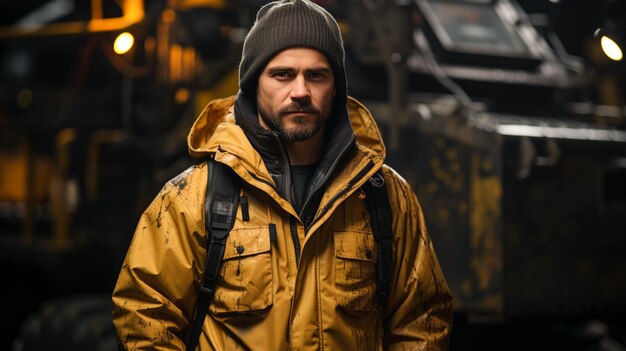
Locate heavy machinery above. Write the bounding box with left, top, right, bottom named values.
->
left=1, top=0, right=625, bottom=349
left=1, top=1, right=247, bottom=348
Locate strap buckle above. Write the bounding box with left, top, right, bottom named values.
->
left=369, top=173, right=385, bottom=187
left=198, top=285, right=214, bottom=298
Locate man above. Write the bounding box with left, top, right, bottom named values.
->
left=112, top=0, right=453, bottom=350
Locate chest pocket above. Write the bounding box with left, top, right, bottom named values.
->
left=210, top=226, right=273, bottom=315
left=334, top=230, right=377, bottom=312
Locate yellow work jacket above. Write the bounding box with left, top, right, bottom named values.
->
left=112, top=96, right=453, bottom=350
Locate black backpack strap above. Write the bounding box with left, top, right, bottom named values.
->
left=362, top=170, right=393, bottom=305
left=186, top=158, right=240, bottom=351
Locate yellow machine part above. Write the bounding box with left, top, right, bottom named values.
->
left=0, top=136, right=52, bottom=203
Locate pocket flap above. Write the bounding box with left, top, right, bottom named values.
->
left=334, top=231, right=377, bottom=263
left=223, top=226, right=271, bottom=259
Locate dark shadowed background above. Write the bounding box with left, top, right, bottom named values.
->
left=1, top=0, right=625, bottom=350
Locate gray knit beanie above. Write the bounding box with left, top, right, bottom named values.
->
left=239, top=0, right=347, bottom=103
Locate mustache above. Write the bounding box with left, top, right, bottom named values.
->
left=278, top=102, right=320, bottom=115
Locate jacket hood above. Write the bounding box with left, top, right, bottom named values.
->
left=188, top=95, right=386, bottom=161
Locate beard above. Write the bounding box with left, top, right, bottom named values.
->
left=258, top=101, right=328, bottom=142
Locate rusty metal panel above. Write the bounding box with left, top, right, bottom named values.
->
left=382, top=121, right=504, bottom=318
left=418, top=134, right=503, bottom=316
left=378, top=108, right=626, bottom=320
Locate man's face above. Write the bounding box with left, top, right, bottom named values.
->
left=257, top=47, right=335, bottom=142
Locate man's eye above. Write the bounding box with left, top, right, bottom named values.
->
left=308, top=72, right=328, bottom=82
left=309, top=72, right=325, bottom=80
left=273, top=72, right=291, bottom=79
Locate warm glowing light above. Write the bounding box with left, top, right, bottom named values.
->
left=162, top=9, right=175, bottom=23
left=175, top=88, right=190, bottom=104
left=114, top=32, right=134, bottom=55
left=601, top=35, right=623, bottom=61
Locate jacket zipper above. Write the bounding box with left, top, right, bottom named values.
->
left=271, top=134, right=293, bottom=203
left=271, top=134, right=302, bottom=270
left=246, top=169, right=277, bottom=190
left=289, top=216, right=301, bottom=267
left=299, top=136, right=356, bottom=226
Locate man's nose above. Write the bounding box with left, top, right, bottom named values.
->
left=290, top=75, right=310, bottom=100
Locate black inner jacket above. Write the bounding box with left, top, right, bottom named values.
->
left=234, top=91, right=356, bottom=230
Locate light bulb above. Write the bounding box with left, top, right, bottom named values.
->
left=601, top=35, right=623, bottom=61
left=114, top=32, right=135, bottom=55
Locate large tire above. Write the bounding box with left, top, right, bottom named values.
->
left=13, top=294, right=117, bottom=351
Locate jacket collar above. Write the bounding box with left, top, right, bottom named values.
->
left=187, top=94, right=386, bottom=220
left=188, top=93, right=386, bottom=168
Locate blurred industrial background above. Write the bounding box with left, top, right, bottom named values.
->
left=1, top=0, right=625, bottom=350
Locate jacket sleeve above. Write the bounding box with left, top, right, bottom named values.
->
left=112, top=171, right=206, bottom=351
left=382, top=167, right=454, bottom=351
